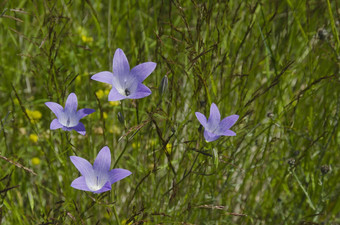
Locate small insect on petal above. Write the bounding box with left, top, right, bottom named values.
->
left=91, top=48, right=156, bottom=101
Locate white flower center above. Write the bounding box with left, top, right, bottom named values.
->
left=112, top=73, right=138, bottom=97
left=58, top=111, right=79, bottom=127
left=85, top=172, right=109, bottom=191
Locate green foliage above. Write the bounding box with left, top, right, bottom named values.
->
left=0, top=0, right=339, bottom=224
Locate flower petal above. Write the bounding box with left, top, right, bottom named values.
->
left=108, top=87, right=127, bottom=101
left=218, top=115, right=239, bottom=134
left=45, top=102, right=63, bottom=118
left=62, top=126, right=72, bottom=131
left=65, top=93, right=78, bottom=113
left=221, top=130, right=236, bottom=136
left=70, top=156, right=94, bottom=178
left=77, top=108, right=95, bottom=119
left=71, top=176, right=91, bottom=191
left=113, top=48, right=130, bottom=76
left=195, top=112, right=207, bottom=128
left=130, top=62, right=157, bottom=82
left=93, top=146, right=111, bottom=172
left=109, top=168, right=132, bottom=184
left=50, top=119, right=63, bottom=130
left=72, top=122, right=86, bottom=135
left=93, top=181, right=112, bottom=194
left=128, top=83, right=151, bottom=99
left=204, top=130, right=221, bottom=142
left=91, top=71, right=114, bottom=85
left=207, top=103, right=221, bottom=130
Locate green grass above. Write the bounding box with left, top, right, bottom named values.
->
left=0, top=0, right=339, bottom=224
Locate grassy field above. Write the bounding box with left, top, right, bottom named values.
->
left=0, top=0, right=340, bottom=224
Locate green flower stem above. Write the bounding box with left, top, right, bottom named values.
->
left=113, top=205, right=121, bottom=225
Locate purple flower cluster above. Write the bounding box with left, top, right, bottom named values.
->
left=43, top=48, right=239, bottom=194
left=44, top=48, right=156, bottom=193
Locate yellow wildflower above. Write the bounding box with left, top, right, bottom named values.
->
left=26, top=109, right=42, bottom=123
left=96, top=90, right=105, bottom=99
left=31, top=157, right=40, bottom=165
left=109, top=101, right=120, bottom=106
left=132, top=142, right=141, bottom=149
left=81, top=35, right=93, bottom=44
left=166, top=143, right=172, bottom=154
left=103, top=112, right=108, bottom=119
left=29, top=134, right=38, bottom=143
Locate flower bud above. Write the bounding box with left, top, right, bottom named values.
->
left=159, top=75, right=168, bottom=96
left=118, top=111, right=124, bottom=124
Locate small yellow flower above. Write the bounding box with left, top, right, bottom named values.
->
left=166, top=143, right=172, bottom=154
left=103, top=112, right=108, bottom=119
left=29, top=134, right=38, bottom=143
left=104, top=89, right=110, bottom=95
left=132, top=142, right=141, bottom=149
left=26, top=109, right=42, bottom=123
left=109, top=101, right=120, bottom=106
left=81, top=35, right=93, bottom=44
left=96, top=90, right=105, bottom=99
left=31, top=157, right=40, bottom=165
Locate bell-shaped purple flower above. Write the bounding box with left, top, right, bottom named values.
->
left=70, top=146, right=132, bottom=193
left=195, top=103, right=239, bottom=142
left=91, top=48, right=156, bottom=101
left=45, top=93, right=95, bottom=135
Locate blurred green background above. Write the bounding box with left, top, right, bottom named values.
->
left=0, top=0, right=339, bottom=224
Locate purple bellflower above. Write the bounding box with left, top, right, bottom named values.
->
left=70, top=146, right=132, bottom=193
left=195, top=103, right=239, bottom=142
left=91, top=48, right=156, bottom=101
left=45, top=93, right=95, bottom=135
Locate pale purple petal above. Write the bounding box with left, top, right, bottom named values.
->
left=45, top=102, right=63, bottom=118
left=204, top=130, right=221, bottom=142
left=207, top=103, right=221, bottom=130
left=108, top=169, right=132, bottom=184
left=113, top=48, right=130, bottom=76
left=93, top=146, right=111, bottom=172
left=70, top=156, right=94, bottom=177
left=72, top=122, right=86, bottom=135
left=77, top=108, right=95, bottom=119
left=50, top=119, right=63, bottom=130
left=93, top=181, right=112, bottom=194
left=219, top=115, right=239, bottom=129
left=195, top=112, right=207, bottom=128
left=71, top=176, right=91, bottom=191
left=65, top=93, right=78, bottom=113
left=221, top=130, right=236, bottom=136
left=91, top=71, right=114, bottom=85
left=130, top=62, right=157, bottom=82
left=108, top=87, right=127, bottom=101
left=128, top=83, right=151, bottom=99
left=62, top=126, right=72, bottom=131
